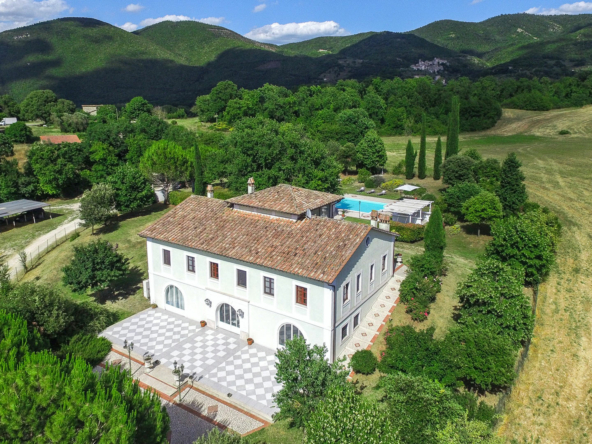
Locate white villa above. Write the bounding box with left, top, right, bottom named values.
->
left=140, top=180, right=397, bottom=362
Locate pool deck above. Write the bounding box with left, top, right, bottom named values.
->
left=344, top=194, right=398, bottom=204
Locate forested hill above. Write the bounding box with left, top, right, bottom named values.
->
left=410, top=13, right=592, bottom=73
left=1, top=14, right=591, bottom=106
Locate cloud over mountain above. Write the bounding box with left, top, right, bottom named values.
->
left=0, top=0, right=68, bottom=31
left=526, top=1, right=592, bottom=15
left=245, top=20, right=347, bottom=44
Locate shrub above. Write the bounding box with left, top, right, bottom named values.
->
left=168, top=190, right=192, bottom=205
left=390, top=222, right=424, bottom=242
left=193, top=428, right=245, bottom=443
left=5, top=121, right=32, bottom=143
left=391, top=159, right=406, bottom=176
left=421, top=193, right=437, bottom=201
left=69, top=232, right=80, bottom=242
left=350, top=350, right=378, bottom=375
left=341, top=176, right=355, bottom=186
left=57, top=333, right=112, bottom=366
left=558, top=129, right=570, bottom=135
left=399, top=271, right=440, bottom=310
left=406, top=299, right=431, bottom=322
left=364, top=178, right=376, bottom=188
left=408, top=253, right=445, bottom=277
left=403, top=186, right=426, bottom=197
left=357, top=168, right=371, bottom=183
left=452, top=391, right=497, bottom=426
left=381, top=178, right=404, bottom=191
left=171, top=120, right=178, bottom=125
left=443, top=212, right=458, bottom=226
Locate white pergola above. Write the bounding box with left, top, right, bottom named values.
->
left=384, top=199, right=433, bottom=224
left=395, top=184, right=420, bottom=192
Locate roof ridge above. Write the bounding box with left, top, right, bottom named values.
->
left=287, top=185, right=300, bottom=214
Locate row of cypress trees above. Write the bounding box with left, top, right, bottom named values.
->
left=405, top=96, right=458, bottom=181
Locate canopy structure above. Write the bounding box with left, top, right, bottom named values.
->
left=384, top=199, right=433, bottom=224
left=395, top=184, right=420, bottom=192
left=0, top=200, right=49, bottom=219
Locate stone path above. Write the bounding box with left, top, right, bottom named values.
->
left=339, top=265, right=407, bottom=366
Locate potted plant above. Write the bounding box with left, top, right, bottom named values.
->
left=247, top=338, right=254, bottom=346
left=200, top=320, right=207, bottom=327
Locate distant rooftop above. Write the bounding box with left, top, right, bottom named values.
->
left=227, top=184, right=343, bottom=216
left=40, top=135, right=81, bottom=144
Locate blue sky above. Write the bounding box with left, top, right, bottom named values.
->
left=3, top=0, right=592, bottom=43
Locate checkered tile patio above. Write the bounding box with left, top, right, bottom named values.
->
left=100, top=309, right=281, bottom=418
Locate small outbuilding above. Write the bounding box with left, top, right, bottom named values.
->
left=0, top=117, right=17, bottom=126
left=0, top=199, right=50, bottom=226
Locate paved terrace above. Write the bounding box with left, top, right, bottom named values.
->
left=100, top=309, right=281, bottom=422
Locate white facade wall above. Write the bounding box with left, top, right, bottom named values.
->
left=145, top=226, right=394, bottom=362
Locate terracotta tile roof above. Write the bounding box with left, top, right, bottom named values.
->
left=139, top=196, right=374, bottom=283
left=40, top=135, right=81, bottom=144
left=227, top=184, right=343, bottom=215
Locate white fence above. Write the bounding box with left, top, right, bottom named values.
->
left=10, top=222, right=84, bottom=281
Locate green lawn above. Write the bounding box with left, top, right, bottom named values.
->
left=21, top=204, right=170, bottom=316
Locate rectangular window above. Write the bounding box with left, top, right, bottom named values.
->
left=163, top=249, right=171, bottom=266
left=264, top=277, right=275, bottom=296
left=210, top=262, right=219, bottom=280
left=356, top=273, right=362, bottom=294
left=370, top=264, right=375, bottom=283
left=186, top=256, right=195, bottom=273
left=353, top=313, right=360, bottom=329
left=382, top=254, right=388, bottom=272
left=341, top=324, right=349, bottom=341
left=237, top=269, right=247, bottom=288
left=343, top=282, right=350, bottom=305
left=296, top=286, right=308, bottom=306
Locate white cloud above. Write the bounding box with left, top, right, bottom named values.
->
left=526, top=1, right=592, bottom=15
left=253, top=3, right=267, bottom=12
left=245, top=20, right=348, bottom=44
left=123, top=3, right=144, bottom=13
left=0, top=0, right=68, bottom=31
left=119, top=21, right=138, bottom=31
left=139, top=14, right=224, bottom=27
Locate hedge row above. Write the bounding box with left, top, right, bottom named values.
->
left=390, top=222, right=425, bottom=242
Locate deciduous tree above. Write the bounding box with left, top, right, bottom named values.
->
left=19, top=90, right=57, bottom=123
left=462, top=191, right=503, bottom=236
left=356, top=130, right=387, bottom=172
left=442, top=155, right=475, bottom=186
left=62, top=240, right=129, bottom=292
left=106, top=164, right=154, bottom=213
left=123, top=96, right=153, bottom=120
left=193, top=145, right=205, bottom=195
left=79, top=183, right=117, bottom=233
left=5, top=121, right=32, bottom=143
left=443, top=182, right=482, bottom=216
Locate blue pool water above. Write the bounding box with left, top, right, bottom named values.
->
left=336, top=198, right=386, bottom=213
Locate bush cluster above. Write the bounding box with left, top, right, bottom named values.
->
left=381, top=178, right=404, bottom=191
left=399, top=254, right=443, bottom=322
left=390, top=222, right=425, bottom=242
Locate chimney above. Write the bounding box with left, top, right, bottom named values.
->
left=370, top=210, right=379, bottom=228
left=247, top=177, right=255, bottom=195
left=206, top=184, right=214, bottom=198
left=378, top=212, right=392, bottom=231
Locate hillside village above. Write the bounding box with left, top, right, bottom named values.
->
left=0, top=8, right=590, bottom=444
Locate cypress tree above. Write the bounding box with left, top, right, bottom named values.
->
left=193, top=145, right=205, bottom=196
left=497, top=152, right=527, bottom=215
left=418, top=114, right=427, bottom=179
left=445, top=96, right=460, bottom=159
left=424, top=206, right=446, bottom=258
left=433, top=136, right=442, bottom=180
left=405, top=140, right=416, bottom=180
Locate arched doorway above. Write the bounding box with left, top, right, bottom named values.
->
left=218, top=303, right=240, bottom=332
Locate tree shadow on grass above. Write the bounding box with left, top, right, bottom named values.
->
left=460, top=223, right=492, bottom=237
left=93, top=266, right=144, bottom=304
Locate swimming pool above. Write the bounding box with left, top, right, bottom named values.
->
left=336, top=198, right=387, bottom=213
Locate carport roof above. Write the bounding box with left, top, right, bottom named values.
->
left=0, top=200, right=49, bottom=218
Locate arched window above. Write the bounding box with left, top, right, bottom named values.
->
left=165, top=285, right=184, bottom=310
left=279, top=324, right=304, bottom=346
left=219, top=303, right=240, bottom=328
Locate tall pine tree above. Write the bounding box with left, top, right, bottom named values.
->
left=418, top=114, right=427, bottom=179
left=424, top=206, right=446, bottom=258
left=497, top=152, right=527, bottom=215
left=433, top=136, right=443, bottom=180
left=445, top=96, right=460, bottom=159
left=193, top=145, right=205, bottom=195
left=405, top=140, right=416, bottom=180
